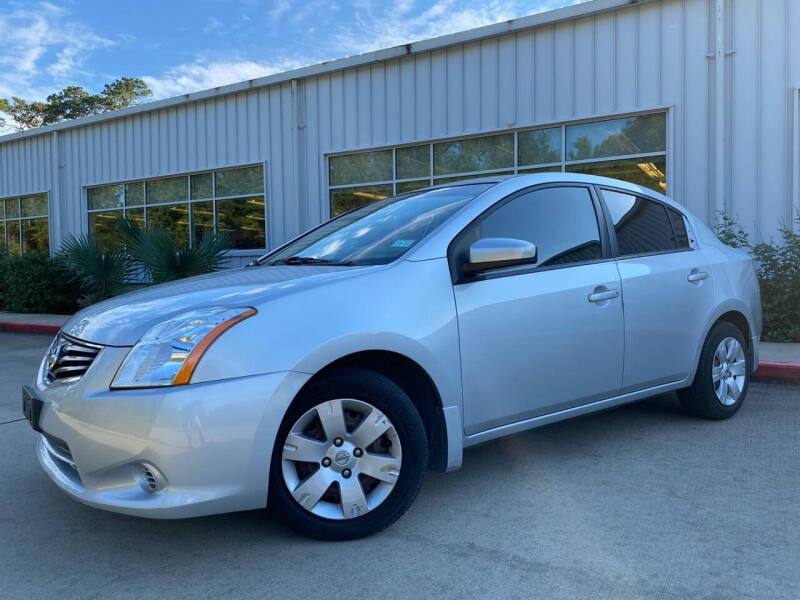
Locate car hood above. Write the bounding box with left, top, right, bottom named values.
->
left=62, top=265, right=376, bottom=346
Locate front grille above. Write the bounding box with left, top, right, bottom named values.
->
left=45, top=333, right=102, bottom=386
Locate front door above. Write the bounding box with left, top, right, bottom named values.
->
left=452, top=185, right=625, bottom=435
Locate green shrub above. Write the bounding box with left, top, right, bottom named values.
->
left=713, top=212, right=800, bottom=343
left=751, top=220, right=800, bottom=342
left=117, top=216, right=230, bottom=283
left=58, top=235, right=134, bottom=306
left=0, top=245, right=9, bottom=309
left=0, top=253, right=82, bottom=314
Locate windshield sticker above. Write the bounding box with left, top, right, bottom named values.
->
left=391, top=239, right=416, bottom=248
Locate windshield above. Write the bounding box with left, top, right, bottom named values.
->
left=262, top=183, right=492, bottom=266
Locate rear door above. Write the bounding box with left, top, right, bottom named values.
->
left=599, top=188, right=716, bottom=392
left=452, top=184, right=625, bottom=435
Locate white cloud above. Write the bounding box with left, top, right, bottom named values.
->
left=142, top=58, right=310, bottom=99
left=0, top=2, right=115, bottom=131
left=268, top=0, right=293, bottom=21
left=203, top=16, right=224, bottom=34
left=0, top=0, right=587, bottom=133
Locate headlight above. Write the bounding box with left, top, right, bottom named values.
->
left=111, top=307, right=256, bottom=389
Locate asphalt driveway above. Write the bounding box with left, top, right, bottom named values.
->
left=1, top=331, right=798, bottom=599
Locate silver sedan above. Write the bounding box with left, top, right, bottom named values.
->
left=23, top=173, right=761, bottom=539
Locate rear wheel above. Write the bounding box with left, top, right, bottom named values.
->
left=678, top=321, right=751, bottom=420
left=269, top=368, right=427, bottom=540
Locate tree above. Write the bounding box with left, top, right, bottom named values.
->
left=0, top=97, right=49, bottom=130
left=0, top=78, right=153, bottom=132
left=101, top=77, right=153, bottom=110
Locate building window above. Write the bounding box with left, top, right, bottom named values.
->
left=87, top=164, right=265, bottom=251
left=328, top=112, right=667, bottom=216
left=0, top=193, right=49, bottom=255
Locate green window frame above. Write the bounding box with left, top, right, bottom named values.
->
left=86, top=164, right=266, bottom=251
left=0, top=193, right=50, bottom=255
left=327, top=111, right=668, bottom=217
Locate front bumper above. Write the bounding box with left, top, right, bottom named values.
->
left=31, top=345, right=310, bottom=519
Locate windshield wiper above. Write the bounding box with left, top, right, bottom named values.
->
left=273, top=256, right=354, bottom=266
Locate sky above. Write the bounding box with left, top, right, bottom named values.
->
left=0, top=0, right=582, bottom=131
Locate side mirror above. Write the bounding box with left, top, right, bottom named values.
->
left=463, top=237, right=537, bottom=274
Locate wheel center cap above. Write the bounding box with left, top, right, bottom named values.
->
left=334, top=450, right=351, bottom=466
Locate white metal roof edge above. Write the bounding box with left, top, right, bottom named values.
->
left=0, top=0, right=653, bottom=145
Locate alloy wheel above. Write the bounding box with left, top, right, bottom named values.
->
left=281, top=398, right=402, bottom=520
left=712, top=336, right=746, bottom=406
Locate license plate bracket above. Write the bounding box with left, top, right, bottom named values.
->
left=22, top=386, right=44, bottom=432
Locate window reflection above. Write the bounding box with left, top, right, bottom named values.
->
left=22, top=218, right=49, bottom=253
left=396, top=145, right=430, bottom=180
left=1, top=193, right=51, bottom=256
left=216, top=197, right=265, bottom=249
left=192, top=201, right=214, bottom=243
left=518, top=127, right=561, bottom=166
left=567, top=157, right=666, bottom=193
left=331, top=184, right=393, bottom=216
left=566, top=114, right=666, bottom=161
left=88, top=186, right=124, bottom=210
left=87, top=165, right=266, bottom=250
left=7, top=222, right=20, bottom=254
left=89, top=211, right=122, bottom=252
left=330, top=150, right=393, bottom=186
left=434, top=133, right=513, bottom=175
left=146, top=176, right=188, bottom=204
left=215, top=166, right=264, bottom=197
left=148, top=204, right=189, bottom=247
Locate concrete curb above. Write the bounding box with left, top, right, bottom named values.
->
left=753, top=362, right=800, bottom=383
left=0, top=322, right=62, bottom=335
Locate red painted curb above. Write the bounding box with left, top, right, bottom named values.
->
left=753, top=361, right=800, bottom=383
left=0, top=322, right=61, bottom=335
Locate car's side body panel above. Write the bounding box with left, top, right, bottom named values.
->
left=455, top=261, right=624, bottom=434
left=615, top=250, right=718, bottom=392
left=194, top=257, right=464, bottom=410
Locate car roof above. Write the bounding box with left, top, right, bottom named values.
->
left=424, top=172, right=688, bottom=218
left=431, top=172, right=669, bottom=202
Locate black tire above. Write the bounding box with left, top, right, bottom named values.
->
left=269, top=367, right=427, bottom=540
left=678, top=321, right=751, bottom=420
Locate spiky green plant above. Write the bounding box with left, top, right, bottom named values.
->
left=117, top=216, right=230, bottom=283
left=58, top=235, right=133, bottom=304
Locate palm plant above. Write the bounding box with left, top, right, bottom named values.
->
left=117, top=216, right=230, bottom=283
left=58, top=235, right=134, bottom=305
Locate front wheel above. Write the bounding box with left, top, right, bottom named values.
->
left=678, top=321, right=751, bottom=420
left=269, top=368, right=427, bottom=540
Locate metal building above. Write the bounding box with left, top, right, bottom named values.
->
left=0, top=0, right=798, bottom=267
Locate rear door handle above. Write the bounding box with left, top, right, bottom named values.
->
left=687, top=270, right=709, bottom=282
left=588, top=289, right=619, bottom=303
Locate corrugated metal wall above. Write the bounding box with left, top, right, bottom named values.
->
left=0, top=0, right=797, bottom=262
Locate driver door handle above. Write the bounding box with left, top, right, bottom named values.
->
left=588, top=289, right=619, bottom=303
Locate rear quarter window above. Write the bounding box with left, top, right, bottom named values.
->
left=602, top=189, right=679, bottom=256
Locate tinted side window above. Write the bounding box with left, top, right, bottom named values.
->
left=666, top=207, right=690, bottom=249
left=602, top=190, right=676, bottom=256
left=478, top=186, right=602, bottom=269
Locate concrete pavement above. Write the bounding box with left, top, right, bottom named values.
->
left=0, top=331, right=799, bottom=599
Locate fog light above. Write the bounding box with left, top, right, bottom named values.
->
left=135, top=463, right=165, bottom=493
